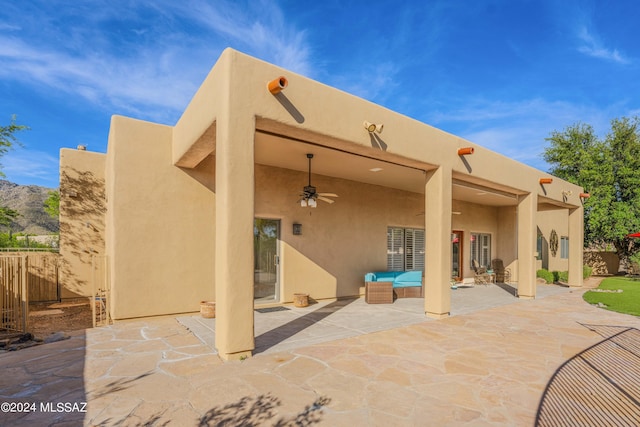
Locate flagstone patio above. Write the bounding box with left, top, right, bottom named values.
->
left=1, top=279, right=638, bottom=426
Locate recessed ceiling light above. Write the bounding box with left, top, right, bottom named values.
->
left=369, top=168, right=383, bottom=172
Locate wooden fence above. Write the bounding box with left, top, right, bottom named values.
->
left=0, top=255, right=28, bottom=333
left=26, top=252, right=60, bottom=302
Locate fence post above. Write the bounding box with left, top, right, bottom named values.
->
left=21, top=255, right=29, bottom=332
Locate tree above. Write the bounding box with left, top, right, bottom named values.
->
left=0, top=206, right=19, bottom=228
left=544, top=117, right=640, bottom=261
left=0, top=115, right=29, bottom=176
left=44, top=190, right=60, bottom=219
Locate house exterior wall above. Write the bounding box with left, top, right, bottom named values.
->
left=59, top=149, right=106, bottom=298
left=59, top=48, right=585, bottom=360
left=537, top=209, right=570, bottom=273
left=256, top=164, right=425, bottom=302
left=105, top=116, right=216, bottom=320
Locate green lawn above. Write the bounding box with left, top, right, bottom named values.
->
left=583, top=277, right=640, bottom=316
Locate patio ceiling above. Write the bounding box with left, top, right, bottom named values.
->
left=254, top=129, right=524, bottom=207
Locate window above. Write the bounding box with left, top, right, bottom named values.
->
left=387, top=227, right=425, bottom=271
left=470, top=233, right=491, bottom=268
left=560, top=236, right=569, bottom=259
left=536, top=232, right=543, bottom=260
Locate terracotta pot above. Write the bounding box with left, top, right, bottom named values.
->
left=293, top=293, right=309, bottom=308
left=200, top=301, right=216, bottom=318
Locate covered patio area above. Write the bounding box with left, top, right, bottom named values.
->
left=178, top=283, right=571, bottom=355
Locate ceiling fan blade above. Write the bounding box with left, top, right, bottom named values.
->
left=318, top=192, right=338, bottom=198
left=317, top=196, right=335, bottom=204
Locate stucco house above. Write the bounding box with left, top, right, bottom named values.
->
left=59, top=48, right=585, bottom=360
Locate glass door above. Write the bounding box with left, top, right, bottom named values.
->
left=451, top=230, right=463, bottom=282
left=254, top=218, right=280, bottom=303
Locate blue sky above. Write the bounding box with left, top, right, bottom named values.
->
left=1, top=0, right=639, bottom=188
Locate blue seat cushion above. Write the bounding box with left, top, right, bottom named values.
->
left=366, top=271, right=398, bottom=282
left=395, top=271, right=421, bottom=282
left=393, top=281, right=422, bottom=288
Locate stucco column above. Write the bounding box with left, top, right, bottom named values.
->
left=424, top=167, right=452, bottom=318
left=215, top=113, right=256, bottom=361
left=568, top=206, right=584, bottom=288
left=517, top=193, right=536, bottom=299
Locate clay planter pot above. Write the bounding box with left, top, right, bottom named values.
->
left=293, top=293, right=309, bottom=308
left=200, top=301, right=216, bottom=318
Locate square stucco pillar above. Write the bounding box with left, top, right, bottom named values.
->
left=517, top=193, right=536, bottom=299
left=215, top=113, right=256, bottom=361
left=568, top=206, right=584, bottom=288
left=424, top=167, right=452, bottom=319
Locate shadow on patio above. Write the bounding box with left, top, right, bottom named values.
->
left=254, top=298, right=357, bottom=354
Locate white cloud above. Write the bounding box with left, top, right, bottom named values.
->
left=0, top=0, right=314, bottom=124
left=173, top=0, right=314, bottom=77
left=577, top=26, right=629, bottom=64
left=3, top=150, right=60, bottom=188
left=426, top=97, right=623, bottom=172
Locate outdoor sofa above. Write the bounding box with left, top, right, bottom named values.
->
left=364, top=270, right=424, bottom=303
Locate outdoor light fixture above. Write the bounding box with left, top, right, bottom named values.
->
left=457, top=147, right=474, bottom=156
left=293, top=223, right=302, bottom=235
left=363, top=121, right=383, bottom=133
left=539, top=178, right=553, bottom=185
left=267, top=76, right=288, bottom=94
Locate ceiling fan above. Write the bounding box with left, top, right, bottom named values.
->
left=298, top=153, right=338, bottom=207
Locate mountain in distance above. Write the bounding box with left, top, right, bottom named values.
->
left=0, top=180, right=59, bottom=235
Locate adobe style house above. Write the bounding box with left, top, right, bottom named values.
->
left=59, top=48, right=585, bottom=360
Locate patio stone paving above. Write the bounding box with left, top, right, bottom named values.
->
left=1, top=280, right=638, bottom=426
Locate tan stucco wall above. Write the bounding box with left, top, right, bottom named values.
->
left=536, top=209, right=570, bottom=273
left=59, top=149, right=106, bottom=298
left=105, top=116, right=216, bottom=320
left=256, top=164, right=425, bottom=302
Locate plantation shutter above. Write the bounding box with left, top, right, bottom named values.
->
left=387, top=227, right=424, bottom=271
left=406, top=229, right=425, bottom=270
left=481, top=234, right=490, bottom=268
left=387, top=227, right=404, bottom=271
left=470, top=234, right=479, bottom=268
left=470, top=233, right=491, bottom=268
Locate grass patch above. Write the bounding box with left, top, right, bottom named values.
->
left=583, top=277, right=640, bottom=316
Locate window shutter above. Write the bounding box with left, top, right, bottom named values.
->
left=405, top=230, right=414, bottom=270
left=470, top=233, right=479, bottom=268
left=387, top=227, right=425, bottom=271
left=413, top=229, right=425, bottom=270
left=387, top=227, right=404, bottom=271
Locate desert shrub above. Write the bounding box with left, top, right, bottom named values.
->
left=557, top=271, right=569, bottom=282
left=536, top=269, right=554, bottom=284
left=583, top=265, right=593, bottom=279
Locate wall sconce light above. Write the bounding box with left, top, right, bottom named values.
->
left=293, top=223, right=302, bottom=235
left=457, top=147, right=475, bottom=156
left=539, top=178, right=553, bottom=185
left=580, top=193, right=591, bottom=199
left=267, top=76, right=288, bottom=94
left=363, top=121, right=384, bottom=133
